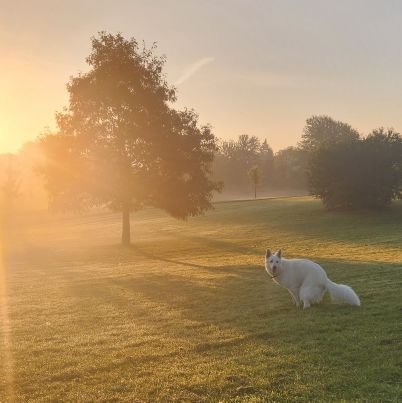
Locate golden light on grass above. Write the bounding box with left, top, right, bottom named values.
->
left=0, top=213, right=15, bottom=402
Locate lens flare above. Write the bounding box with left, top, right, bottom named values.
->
left=0, top=216, right=15, bottom=402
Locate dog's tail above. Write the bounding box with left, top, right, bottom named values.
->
left=326, top=279, right=360, bottom=306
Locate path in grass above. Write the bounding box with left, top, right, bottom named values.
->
left=1, top=197, right=401, bottom=401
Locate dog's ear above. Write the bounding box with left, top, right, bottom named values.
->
left=266, top=249, right=271, bottom=258
left=276, top=249, right=282, bottom=258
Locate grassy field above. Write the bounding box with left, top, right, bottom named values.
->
left=1, top=197, right=401, bottom=402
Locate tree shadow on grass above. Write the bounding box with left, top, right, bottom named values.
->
left=168, top=232, right=261, bottom=256
left=128, top=244, right=210, bottom=270
left=128, top=243, right=261, bottom=273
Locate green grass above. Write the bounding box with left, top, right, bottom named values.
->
left=1, top=197, right=402, bottom=402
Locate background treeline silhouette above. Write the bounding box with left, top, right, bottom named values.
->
left=213, top=134, right=307, bottom=198
left=2, top=114, right=401, bottom=211
left=213, top=115, right=402, bottom=208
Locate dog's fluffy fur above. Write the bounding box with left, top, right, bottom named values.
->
left=265, top=249, right=360, bottom=309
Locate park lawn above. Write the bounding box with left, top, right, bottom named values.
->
left=1, top=196, right=401, bottom=402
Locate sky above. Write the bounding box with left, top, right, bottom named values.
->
left=2, top=0, right=402, bottom=153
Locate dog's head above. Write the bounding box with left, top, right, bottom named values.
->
left=265, top=249, right=282, bottom=277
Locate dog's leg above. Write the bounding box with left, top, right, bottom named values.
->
left=288, top=288, right=300, bottom=307
left=288, top=289, right=297, bottom=305
left=300, top=286, right=312, bottom=309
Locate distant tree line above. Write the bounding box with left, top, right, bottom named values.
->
left=213, top=134, right=307, bottom=198
left=4, top=115, right=400, bottom=216
left=214, top=115, right=402, bottom=210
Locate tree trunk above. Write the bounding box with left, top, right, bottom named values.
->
left=254, top=184, right=257, bottom=200
left=122, top=204, right=131, bottom=246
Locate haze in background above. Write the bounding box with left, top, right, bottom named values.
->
left=2, top=0, right=402, bottom=153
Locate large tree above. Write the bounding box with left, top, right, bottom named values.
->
left=40, top=32, right=221, bottom=245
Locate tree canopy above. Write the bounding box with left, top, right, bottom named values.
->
left=300, top=115, right=360, bottom=153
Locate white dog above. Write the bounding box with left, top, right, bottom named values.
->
left=265, top=249, right=360, bottom=309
